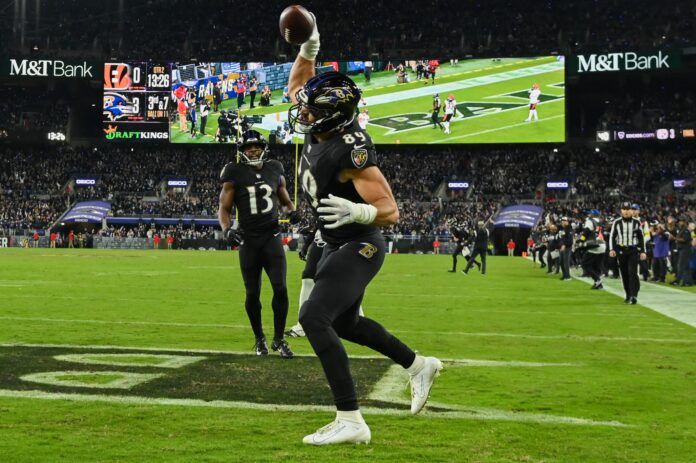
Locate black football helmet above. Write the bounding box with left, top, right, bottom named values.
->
left=238, top=130, right=269, bottom=167
left=288, top=71, right=361, bottom=134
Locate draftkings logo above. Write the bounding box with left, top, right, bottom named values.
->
left=103, top=125, right=168, bottom=140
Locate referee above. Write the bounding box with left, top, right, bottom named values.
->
left=609, top=202, right=647, bottom=304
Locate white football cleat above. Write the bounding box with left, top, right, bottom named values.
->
left=302, top=419, right=371, bottom=445
left=409, top=356, right=443, bottom=414
left=284, top=323, right=305, bottom=338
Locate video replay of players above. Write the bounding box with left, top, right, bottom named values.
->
left=104, top=57, right=565, bottom=144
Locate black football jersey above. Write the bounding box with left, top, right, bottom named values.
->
left=299, top=122, right=379, bottom=245
left=219, top=159, right=284, bottom=234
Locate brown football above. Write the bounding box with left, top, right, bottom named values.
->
left=279, top=5, right=314, bottom=45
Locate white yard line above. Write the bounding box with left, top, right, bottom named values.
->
left=365, top=62, right=564, bottom=107
left=523, top=257, right=696, bottom=328
left=0, top=388, right=629, bottom=427
left=0, top=341, right=579, bottom=364
left=365, top=366, right=628, bottom=427
left=570, top=273, right=696, bottom=328
left=1, top=317, right=692, bottom=343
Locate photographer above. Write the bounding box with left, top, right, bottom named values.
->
left=260, top=86, right=272, bottom=106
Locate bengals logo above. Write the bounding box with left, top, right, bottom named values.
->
left=104, top=63, right=131, bottom=89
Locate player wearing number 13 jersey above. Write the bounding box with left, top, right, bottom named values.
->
left=288, top=24, right=443, bottom=444
left=218, top=130, right=299, bottom=359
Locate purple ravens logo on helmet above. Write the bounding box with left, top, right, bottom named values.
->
left=103, top=92, right=139, bottom=121
left=314, top=88, right=356, bottom=107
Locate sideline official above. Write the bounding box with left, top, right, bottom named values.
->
left=609, top=202, right=647, bottom=304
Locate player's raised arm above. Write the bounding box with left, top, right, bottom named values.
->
left=285, top=10, right=320, bottom=103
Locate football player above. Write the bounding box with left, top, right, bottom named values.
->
left=442, top=94, right=456, bottom=134
left=357, top=108, right=369, bottom=130
left=218, top=130, right=300, bottom=359
left=431, top=93, right=443, bottom=130
left=525, top=83, right=541, bottom=122
left=286, top=14, right=442, bottom=445
left=285, top=222, right=365, bottom=338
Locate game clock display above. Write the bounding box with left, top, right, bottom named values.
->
left=102, top=62, right=171, bottom=141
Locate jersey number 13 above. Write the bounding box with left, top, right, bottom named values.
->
left=246, top=184, right=273, bottom=214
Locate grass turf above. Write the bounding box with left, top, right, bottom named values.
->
left=0, top=249, right=694, bottom=462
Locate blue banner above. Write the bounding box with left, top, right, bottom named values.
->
left=63, top=201, right=111, bottom=223
left=493, top=204, right=543, bottom=229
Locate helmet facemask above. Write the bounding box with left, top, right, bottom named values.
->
left=239, top=143, right=268, bottom=167
left=287, top=73, right=360, bottom=135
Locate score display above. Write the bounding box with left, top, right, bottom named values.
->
left=102, top=62, right=171, bottom=141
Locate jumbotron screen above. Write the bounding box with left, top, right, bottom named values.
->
left=104, top=57, right=565, bottom=144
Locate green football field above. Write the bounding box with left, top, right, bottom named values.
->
left=170, top=56, right=565, bottom=145
left=1, top=249, right=694, bottom=462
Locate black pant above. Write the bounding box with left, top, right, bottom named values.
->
left=652, top=256, right=667, bottom=282
left=237, top=94, right=244, bottom=108
left=200, top=115, right=207, bottom=135
left=581, top=252, right=603, bottom=282
left=249, top=90, right=256, bottom=108
left=538, top=246, right=547, bottom=267
left=238, top=231, right=288, bottom=341
left=560, top=248, right=572, bottom=278
left=464, top=247, right=487, bottom=274
left=451, top=243, right=464, bottom=270
left=431, top=111, right=442, bottom=128
left=617, top=248, right=640, bottom=299
left=299, top=231, right=416, bottom=411
left=677, top=248, right=693, bottom=284
left=301, top=241, right=323, bottom=280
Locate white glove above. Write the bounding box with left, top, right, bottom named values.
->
left=317, top=194, right=377, bottom=229
left=299, top=13, right=320, bottom=61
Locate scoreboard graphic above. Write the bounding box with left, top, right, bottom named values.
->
left=102, top=62, right=171, bottom=141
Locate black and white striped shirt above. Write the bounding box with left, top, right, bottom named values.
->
left=609, top=217, right=645, bottom=252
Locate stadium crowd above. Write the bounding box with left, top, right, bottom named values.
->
left=4, top=0, right=694, bottom=60
left=1, top=144, right=694, bottom=238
